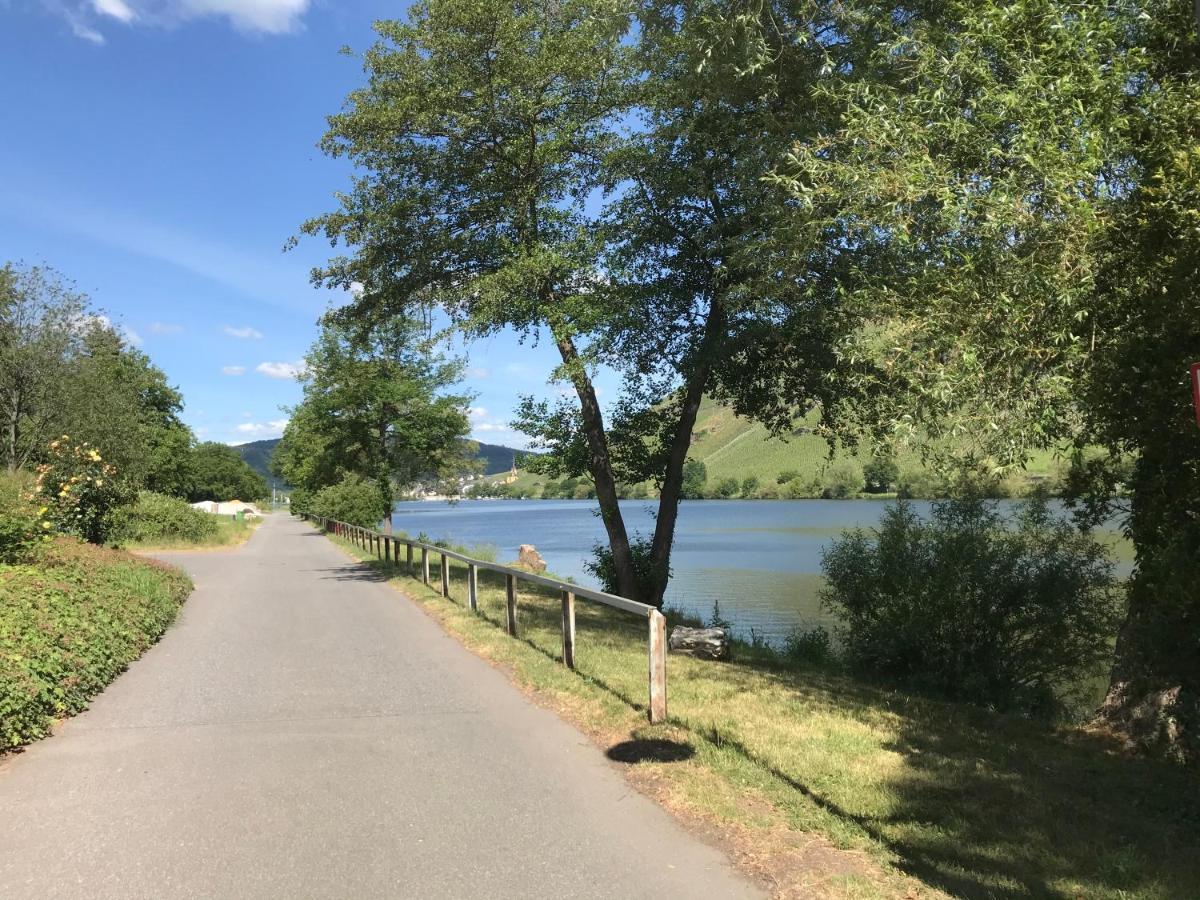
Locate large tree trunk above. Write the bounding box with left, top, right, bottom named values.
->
left=553, top=333, right=639, bottom=602
left=1093, top=446, right=1199, bottom=767
left=647, top=297, right=725, bottom=608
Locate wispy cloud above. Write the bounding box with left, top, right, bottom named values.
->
left=221, top=365, right=246, bottom=376
left=224, top=325, right=263, bottom=340
left=232, top=418, right=290, bottom=440
left=121, top=325, right=143, bottom=347
left=467, top=366, right=491, bottom=379
left=50, top=1, right=311, bottom=43
left=92, top=0, right=135, bottom=22
left=255, top=361, right=304, bottom=380
left=149, top=321, right=183, bottom=335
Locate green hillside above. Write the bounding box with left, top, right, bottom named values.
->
left=479, top=397, right=1074, bottom=500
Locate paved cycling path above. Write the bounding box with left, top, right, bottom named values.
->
left=0, top=514, right=759, bottom=899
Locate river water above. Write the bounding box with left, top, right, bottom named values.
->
left=389, top=498, right=941, bottom=646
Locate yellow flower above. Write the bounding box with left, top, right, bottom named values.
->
left=42, top=521, right=51, bottom=529
left=94, top=479, right=103, bottom=486
left=87, top=450, right=101, bottom=461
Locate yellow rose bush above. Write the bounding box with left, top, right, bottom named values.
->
left=35, top=437, right=132, bottom=545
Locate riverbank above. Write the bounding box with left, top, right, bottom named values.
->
left=0, top=538, right=192, bottom=753
left=328, top=528, right=1197, bottom=900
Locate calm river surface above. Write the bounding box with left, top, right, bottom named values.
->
left=389, top=499, right=934, bottom=646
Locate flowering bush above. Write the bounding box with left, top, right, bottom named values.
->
left=35, top=437, right=132, bottom=545
left=0, top=472, right=51, bottom=564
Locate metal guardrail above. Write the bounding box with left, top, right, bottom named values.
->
left=306, top=514, right=667, bottom=722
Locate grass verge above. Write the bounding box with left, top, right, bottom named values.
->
left=0, top=537, right=192, bottom=752
left=327, top=527, right=1198, bottom=900
left=127, top=515, right=260, bottom=552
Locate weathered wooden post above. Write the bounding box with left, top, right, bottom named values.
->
left=648, top=609, right=667, bottom=723
left=421, top=547, right=430, bottom=585
left=505, top=574, right=517, bottom=636
left=561, top=590, right=576, bottom=670
left=440, top=553, right=449, bottom=597
left=383, top=536, right=391, bottom=564
left=467, top=564, right=478, bottom=612
left=406, top=543, right=413, bottom=575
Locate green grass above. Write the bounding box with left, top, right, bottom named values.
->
left=330, top=527, right=1198, bottom=900
left=0, top=538, right=192, bottom=752
left=127, top=516, right=259, bottom=551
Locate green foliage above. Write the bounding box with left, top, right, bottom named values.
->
left=820, top=459, right=863, bottom=500
left=740, top=476, right=759, bottom=498
left=34, top=438, right=132, bottom=545
left=309, top=473, right=387, bottom=529
left=862, top=456, right=898, bottom=494
left=187, top=442, right=268, bottom=503
left=709, top=476, right=740, bottom=499
left=585, top=536, right=665, bottom=601
left=783, top=626, right=833, bottom=667
left=0, top=471, right=50, bottom=564
left=273, top=316, right=471, bottom=520
left=110, top=491, right=219, bottom=546
left=680, top=459, right=707, bottom=499
left=0, top=537, right=191, bottom=751
left=776, top=470, right=799, bottom=485
left=821, top=497, right=1120, bottom=718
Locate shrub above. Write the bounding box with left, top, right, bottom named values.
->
left=821, top=496, right=1120, bottom=717
left=820, top=459, right=864, bottom=499
left=776, top=469, right=800, bottom=485
left=585, top=536, right=667, bottom=604
left=741, top=476, right=760, bottom=497
left=862, top=455, right=899, bottom=493
left=710, top=476, right=740, bottom=499
left=109, top=491, right=219, bottom=545
left=681, top=459, right=707, bottom=499
left=0, top=472, right=51, bottom=564
left=0, top=537, right=191, bottom=751
left=310, top=473, right=387, bottom=528
left=34, top=437, right=133, bottom=544
left=896, top=468, right=947, bottom=499
left=784, top=625, right=833, bottom=666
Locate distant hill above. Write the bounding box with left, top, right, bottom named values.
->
left=231, top=437, right=534, bottom=480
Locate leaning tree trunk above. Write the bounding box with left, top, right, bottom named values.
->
left=554, top=333, right=640, bottom=602
left=1094, top=446, right=1200, bottom=767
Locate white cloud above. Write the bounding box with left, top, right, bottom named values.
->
left=93, top=0, right=135, bottom=22
left=468, top=406, right=488, bottom=420
left=255, top=361, right=304, bottom=380
left=53, top=1, right=311, bottom=42
left=121, top=325, right=143, bottom=347
left=221, top=365, right=246, bottom=376
left=149, top=321, right=183, bottom=334
left=467, top=367, right=491, bottom=379
left=232, top=418, right=290, bottom=440
left=224, top=325, right=263, bottom=340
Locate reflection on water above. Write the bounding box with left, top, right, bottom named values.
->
left=389, top=498, right=1130, bottom=648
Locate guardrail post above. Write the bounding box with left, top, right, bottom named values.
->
left=421, top=547, right=430, bottom=585
left=467, top=564, right=478, bottom=612
left=383, top=536, right=391, bottom=564
left=440, top=553, right=449, bottom=597
left=505, top=574, right=517, bottom=636
left=561, top=590, right=576, bottom=670
left=648, top=610, right=667, bottom=723
left=406, top=543, right=413, bottom=575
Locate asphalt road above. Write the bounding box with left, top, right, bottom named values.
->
left=0, top=514, right=760, bottom=899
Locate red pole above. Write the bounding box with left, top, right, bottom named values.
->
left=1191, top=362, right=1200, bottom=429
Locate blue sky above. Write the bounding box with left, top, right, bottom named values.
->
left=0, top=0, right=605, bottom=448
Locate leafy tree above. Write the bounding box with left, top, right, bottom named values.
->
left=309, top=473, right=385, bottom=529
left=57, top=324, right=193, bottom=497
left=711, top=476, right=739, bottom=499
left=300, top=0, right=850, bottom=606
left=776, top=1, right=1199, bottom=761
left=188, top=442, right=267, bottom=503
left=680, top=459, right=707, bottom=500
left=273, top=315, right=471, bottom=527
left=740, top=475, right=759, bottom=497
left=0, top=264, right=87, bottom=472
left=862, top=456, right=899, bottom=494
